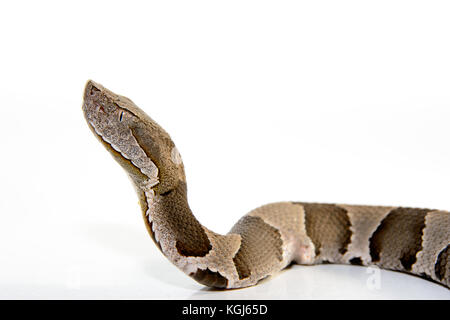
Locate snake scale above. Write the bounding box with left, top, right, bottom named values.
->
left=82, top=80, right=449, bottom=289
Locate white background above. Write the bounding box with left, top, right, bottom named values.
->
left=0, top=1, right=449, bottom=299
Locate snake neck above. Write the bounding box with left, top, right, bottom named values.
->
left=139, top=180, right=213, bottom=259
left=137, top=177, right=244, bottom=288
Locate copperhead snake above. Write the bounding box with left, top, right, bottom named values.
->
left=82, top=80, right=449, bottom=289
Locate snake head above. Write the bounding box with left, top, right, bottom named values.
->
left=82, top=80, right=185, bottom=194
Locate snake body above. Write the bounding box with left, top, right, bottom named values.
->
left=82, top=80, right=450, bottom=289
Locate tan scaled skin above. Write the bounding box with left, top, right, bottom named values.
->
left=82, top=80, right=450, bottom=289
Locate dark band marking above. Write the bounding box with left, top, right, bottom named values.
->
left=369, top=207, right=429, bottom=270
left=230, top=216, right=283, bottom=280
left=158, top=182, right=211, bottom=257
left=298, top=203, right=351, bottom=257
left=159, top=189, right=174, bottom=197
left=190, top=268, right=228, bottom=288
left=435, top=245, right=449, bottom=281
left=349, top=257, right=363, bottom=266
left=232, top=249, right=251, bottom=280
left=176, top=240, right=211, bottom=257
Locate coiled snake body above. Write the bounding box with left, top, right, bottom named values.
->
left=82, top=81, right=449, bottom=289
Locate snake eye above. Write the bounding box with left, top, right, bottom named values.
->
left=119, top=111, right=124, bottom=122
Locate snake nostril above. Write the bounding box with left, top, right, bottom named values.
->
left=119, top=111, right=124, bottom=122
